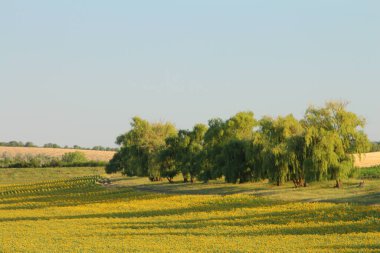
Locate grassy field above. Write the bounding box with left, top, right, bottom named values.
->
left=0, top=167, right=379, bottom=252
left=0, top=167, right=106, bottom=185
left=359, top=165, right=380, bottom=179
left=0, top=146, right=115, bottom=161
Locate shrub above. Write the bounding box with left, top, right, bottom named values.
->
left=0, top=152, right=107, bottom=168
left=61, top=152, right=87, bottom=164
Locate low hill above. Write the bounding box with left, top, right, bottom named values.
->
left=0, top=146, right=115, bottom=161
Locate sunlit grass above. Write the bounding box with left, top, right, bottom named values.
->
left=111, top=175, right=380, bottom=206
left=0, top=167, right=106, bottom=185
left=0, top=176, right=379, bottom=252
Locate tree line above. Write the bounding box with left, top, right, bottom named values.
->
left=0, top=151, right=107, bottom=168
left=0, top=141, right=117, bottom=151
left=371, top=142, right=380, bottom=152
left=106, top=102, right=370, bottom=188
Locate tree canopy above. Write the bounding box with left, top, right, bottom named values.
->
left=107, top=102, right=370, bottom=187
left=107, top=117, right=176, bottom=180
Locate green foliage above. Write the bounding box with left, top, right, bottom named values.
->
left=109, top=103, right=370, bottom=186
left=92, top=146, right=116, bottom=151
left=157, top=139, right=178, bottom=183
left=61, top=152, right=87, bottom=164
left=302, top=102, right=370, bottom=183
left=359, top=166, right=380, bottom=179
left=371, top=142, right=380, bottom=152
left=0, top=153, right=58, bottom=168
left=0, top=141, right=116, bottom=151
left=171, top=124, right=208, bottom=182
left=0, top=141, right=36, bottom=147
left=258, top=115, right=304, bottom=185
left=24, top=142, right=37, bottom=147
left=43, top=143, right=61, bottom=148
left=200, top=112, right=257, bottom=182
left=220, top=140, right=252, bottom=183
left=0, top=152, right=106, bottom=168
left=105, top=150, right=125, bottom=174
left=107, top=117, right=177, bottom=179
left=224, top=111, right=257, bottom=140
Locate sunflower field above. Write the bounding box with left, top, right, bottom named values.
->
left=0, top=176, right=379, bottom=252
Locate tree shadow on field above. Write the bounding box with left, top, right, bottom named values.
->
left=318, top=243, right=380, bottom=252
left=2, top=195, right=379, bottom=239
left=0, top=186, right=166, bottom=211
left=101, top=203, right=380, bottom=236
left=323, top=191, right=380, bottom=206
left=0, top=196, right=273, bottom=222
left=129, top=179, right=277, bottom=196
left=133, top=184, right=253, bottom=196
left=99, top=219, right=380, bottom=236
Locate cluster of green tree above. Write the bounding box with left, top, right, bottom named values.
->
left=63, top=144, right=117, bottom=151
left=91, top=146, right=117, bottom=151
left=42, top=143, right=61, bottom=148
left=0, top=141, right=37, bottom=147
left=371, top=142, right=380, bottom=152
left=0, top=141, right=117, bottom=151
left=106, top=102, right=370, bottom=188
left=0, top=152, right=107, bottom=168
left=45, top=144, right=117, bottom=151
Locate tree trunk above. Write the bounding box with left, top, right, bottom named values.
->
left=292, top=178, right=307, bottom=188
left=183, top=177, right=188, bottom=183
left=292, top=179, right=298, bottom=188
left=167, top=177, right=173, bottom=183
left=335, top=179, right=342, bottom=188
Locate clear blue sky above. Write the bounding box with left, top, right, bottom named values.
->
left=1, top=1, right=379, bottom=147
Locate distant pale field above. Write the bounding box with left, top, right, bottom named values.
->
left=0, top=146, right=378, bottom=167
left=0, top=146, right=115, bottom=161
left=354, top=152, right=380, bottom=168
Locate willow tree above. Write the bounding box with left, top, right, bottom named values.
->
left=221, top=139, right=254, bottom=183
left=154, top=123, right=208, bottom=183
left=224, top=111, right=256, bottom=140
left=201, top=111, right=257, bottom=183
left=259, top=115, right=304, bottom=186
left=183, top=124, right=208, bottom=182
left=200, top=118, right=227, bottom=181
left=302, top=101, right=370, bottom=187
left=106, top=117, right=177, bottom=180
left=157, top=136, right=179, bottom=183
left=157, top=129, right=192, bottom=182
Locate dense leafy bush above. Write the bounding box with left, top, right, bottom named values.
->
left=359, top=166, right=380, bottom=179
